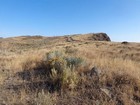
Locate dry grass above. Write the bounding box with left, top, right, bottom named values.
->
left=0, top=35, right=140, bottom=105
left=2, top=89, right=57, bottom=105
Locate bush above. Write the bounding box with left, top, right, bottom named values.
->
left=43, top=51, right=84, bottom=90
left=65, top=57, right=84, bottom=68
left=18, top=50, right=85, bottom=91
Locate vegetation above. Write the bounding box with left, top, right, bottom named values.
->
left=0, top=34, right=140, bottom=105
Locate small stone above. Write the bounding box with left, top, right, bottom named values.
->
left=90, top=67, right=101, bottom=76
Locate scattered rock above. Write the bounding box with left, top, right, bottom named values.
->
left=90, top=67, right=101, bottom=76
left=121, top=41, right=129, bottom=44
left=83, top=66, right=102, bottom=82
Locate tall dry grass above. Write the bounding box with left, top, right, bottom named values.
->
left=76, top=43, right=140, bottom=80
left=0, top=39, right=140, bottom=105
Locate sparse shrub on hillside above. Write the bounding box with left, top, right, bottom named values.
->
left=50, top=65, right=78, bottom=90
left=18, top=51, right=84, bottom=91
left=65, top=57, right=84, bottom=68
left=43, top=51, right=82, bottom=90
left=44, top=50, right=84, bottom=71
left=44, top=51, right=67, bottom=76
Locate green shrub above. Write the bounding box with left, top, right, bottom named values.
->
left=65, top=57, right=84, bottom=68
left=43, top=50, right=84, bottom=90
left=18, top=50, right=86, bottom=91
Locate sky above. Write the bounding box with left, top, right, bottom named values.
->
left=0, top=0, right=140, bottom=42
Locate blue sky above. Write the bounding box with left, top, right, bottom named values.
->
left=0, top=0, right=140, bottom=42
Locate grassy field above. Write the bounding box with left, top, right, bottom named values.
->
left=0, top=33, right=140, bottom=105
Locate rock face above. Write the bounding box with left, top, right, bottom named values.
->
left=91, top=33, right=111, bottom=41
left=66, top=33, right=111, bottom=42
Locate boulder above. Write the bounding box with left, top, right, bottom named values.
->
left=93, top=33, right=111, bottom=41
left=121, top=41, right=129, bottom=44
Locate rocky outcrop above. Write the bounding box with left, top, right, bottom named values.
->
left=66, top=33, right=111, bottom=42
left=91, top=33, right=111, bottom=41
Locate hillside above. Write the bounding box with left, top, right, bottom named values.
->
left=0, top=33, right=140, bottom=105
left=0, top=33, right=110, bottom=51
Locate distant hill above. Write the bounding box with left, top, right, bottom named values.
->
left=0, top=33, right=111, bottom=50
left=2, top=32, right=111, bottom=41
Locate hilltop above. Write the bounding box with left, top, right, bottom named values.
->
left=0, top=33, right=140, bottom=105
left=0, top=33, right=110, bottom=50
